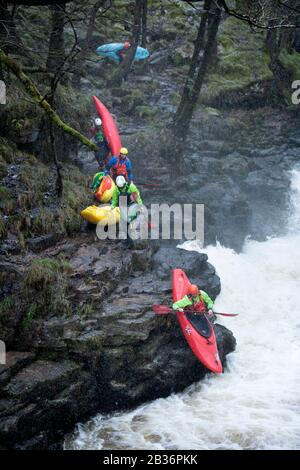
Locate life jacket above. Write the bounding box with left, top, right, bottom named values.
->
left=188, top=292, right=206, bottom=313
left=111, top=157, right=128, bottom=181
left=95, top=129, right=106, bottom=145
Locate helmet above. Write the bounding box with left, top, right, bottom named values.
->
left=188, top=284, right=199, bottom=296
left=120, top=147, right=128, bottom=156
left=116, top=175, right=126, bottom=188
left=95, top=118, right=102, bottom=126
left=124, top=41, right=131, bottom=49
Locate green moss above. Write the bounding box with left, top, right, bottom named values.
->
left=0, top=186, right=15, bottom=215
left=20, top=156, right=49, bottom=189
left=0, top=297, right=14, bottom=319
left=26, top=257, right=71, bottom=287
left=32, top=208, right=55, bottom=234
left=170, top=91, right=181, bottom=107
left=279, top=49, right=300, bottom=81
left=21, top=303, right=37, bottom=331
left=135, top=105, right=156, bottom=119
left=0, top=215, right=6, bottom=239
left=24, top=257, right=72, bottom=319
left=0, top=137, right=19, bottom=163
left=203, top=17, right=273, bottom=102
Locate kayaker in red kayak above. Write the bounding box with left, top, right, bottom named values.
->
left=90, top=117, right=110, bottom=169
left=172, top=284, right=214, bottom=319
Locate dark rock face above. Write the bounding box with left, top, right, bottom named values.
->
left=0, top=236, right=236, bottom=449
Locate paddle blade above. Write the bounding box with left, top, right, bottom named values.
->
left=152, top=305, right=173, bottom=314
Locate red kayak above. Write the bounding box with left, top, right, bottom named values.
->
left=172, top=268, right=222, bottom=374
left=92, top=96, right=122, bottom=156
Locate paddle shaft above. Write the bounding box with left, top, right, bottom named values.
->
left=152, top=305, right=238, bottom=317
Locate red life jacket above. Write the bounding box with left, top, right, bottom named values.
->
left=110, top=157, right=128, bottom=181
left=188, top=292, right=206, bottom=313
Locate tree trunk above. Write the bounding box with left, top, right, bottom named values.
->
left=173, top=3, right=221, bottom=147
left=175, top=1, right=210, bottom=121
left=141, top=0, right=148, bottom=48
left=46, top=4, right=65, bottom=73
left=84, top=0, right=105, bottom=50
left=0, top=1, right=22, bottom=52
left=113, top=0, right=142, bottom=84
left=265, top=24, right=290, bottom=87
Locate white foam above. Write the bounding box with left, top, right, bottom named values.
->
left=65, top=170, right=300, bottom=450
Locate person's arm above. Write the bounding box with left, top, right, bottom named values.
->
left=110, top=187, right=119, bottom=209
left=200, top=290, right=214, bottom=310
left=129, top=183, right=142, bottom=205
left=127, top=160, right=133, bottom=183
left=104, top=156, right=115, bottom=174
left=172, top=295, right=193, bottom=310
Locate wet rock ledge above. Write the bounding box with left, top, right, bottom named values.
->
left=0, top=236, right=236, bottom=449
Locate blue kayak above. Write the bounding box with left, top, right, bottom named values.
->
left=96, top=43, right=150, bottom=63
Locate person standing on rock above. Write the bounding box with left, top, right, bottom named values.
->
left=90, top=117, right=110, bottom=169
left=110, top=175, right=142, bottom=214
left=110, top=175, right=144, bottom=248
left=105, top=147, right=133, bottom=183
left=172, top=284, right=214, bottom=319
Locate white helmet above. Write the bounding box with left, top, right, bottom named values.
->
left=95, top=118, right=102, bottom=126
left=116, top=175, right=126, bottom=188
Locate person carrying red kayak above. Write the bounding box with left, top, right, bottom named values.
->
left=105, top=147, right=133, bottom=183
left=90, top=117, right=110, bottom=168
left=172, top=284, right=214, bottom=319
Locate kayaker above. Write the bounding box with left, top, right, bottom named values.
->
left=116, top=41, right=131, bottom=63
left=172, top=284, right=214, bottom=318
left=110, top=175, right=143, bottom=248
left=105, top=147, right=133, bottom=183
left=110, top=175, right=142, bottom=212
left=91, top=117, right=110, bottom=168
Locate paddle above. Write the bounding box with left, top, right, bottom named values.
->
left=152, top=305, right=239, bottom=317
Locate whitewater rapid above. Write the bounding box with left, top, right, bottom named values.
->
left=65, top=169, right=300, bottom=450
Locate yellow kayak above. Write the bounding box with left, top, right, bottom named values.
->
left=80, top=205, right=120, bottom=225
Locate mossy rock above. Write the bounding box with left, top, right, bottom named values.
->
left=203, top=17, right=273, bottom=103
left=135, top=105, right=156, bottom=119
left=25, top=257, right=72, bottom=288
left=0, top=297, right=14, bottom=321
left=23, top=257, right=72, bottom=322
left=120, top=88, right=146, bottom=113
left=0, top=214, right=6, bottom=239
left=279, top=49, right=300, bottom=82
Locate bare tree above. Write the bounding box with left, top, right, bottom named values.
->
left=46, top=3, right=66, bottom=73
left=171, top=0, right=221, bottom=164
left=180, top=0, right=300, bottom=29
left=0, top=1, right=23, bottom=52
left=141, top=0, right=148, bottom=48
left=113, top=0, right=144, bottom=84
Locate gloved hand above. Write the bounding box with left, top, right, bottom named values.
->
left=207, top=309, right=214, bottom=318
left=177, top=308, right=184, bottom=313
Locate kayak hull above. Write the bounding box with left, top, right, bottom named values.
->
left=96, top=43, right=150, bottom=62
left=94, top=175, right=115, bottom=203
left=172, top=268, right=222, bottom=374
left=92, top=96, right=121, bottom=157
left=80, top=205, right=120, bottom=225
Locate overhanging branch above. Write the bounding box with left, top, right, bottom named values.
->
left=0, top=47, right=98, bottom=152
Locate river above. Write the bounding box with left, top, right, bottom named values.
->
left=64, top=167, right=300, bottom=450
